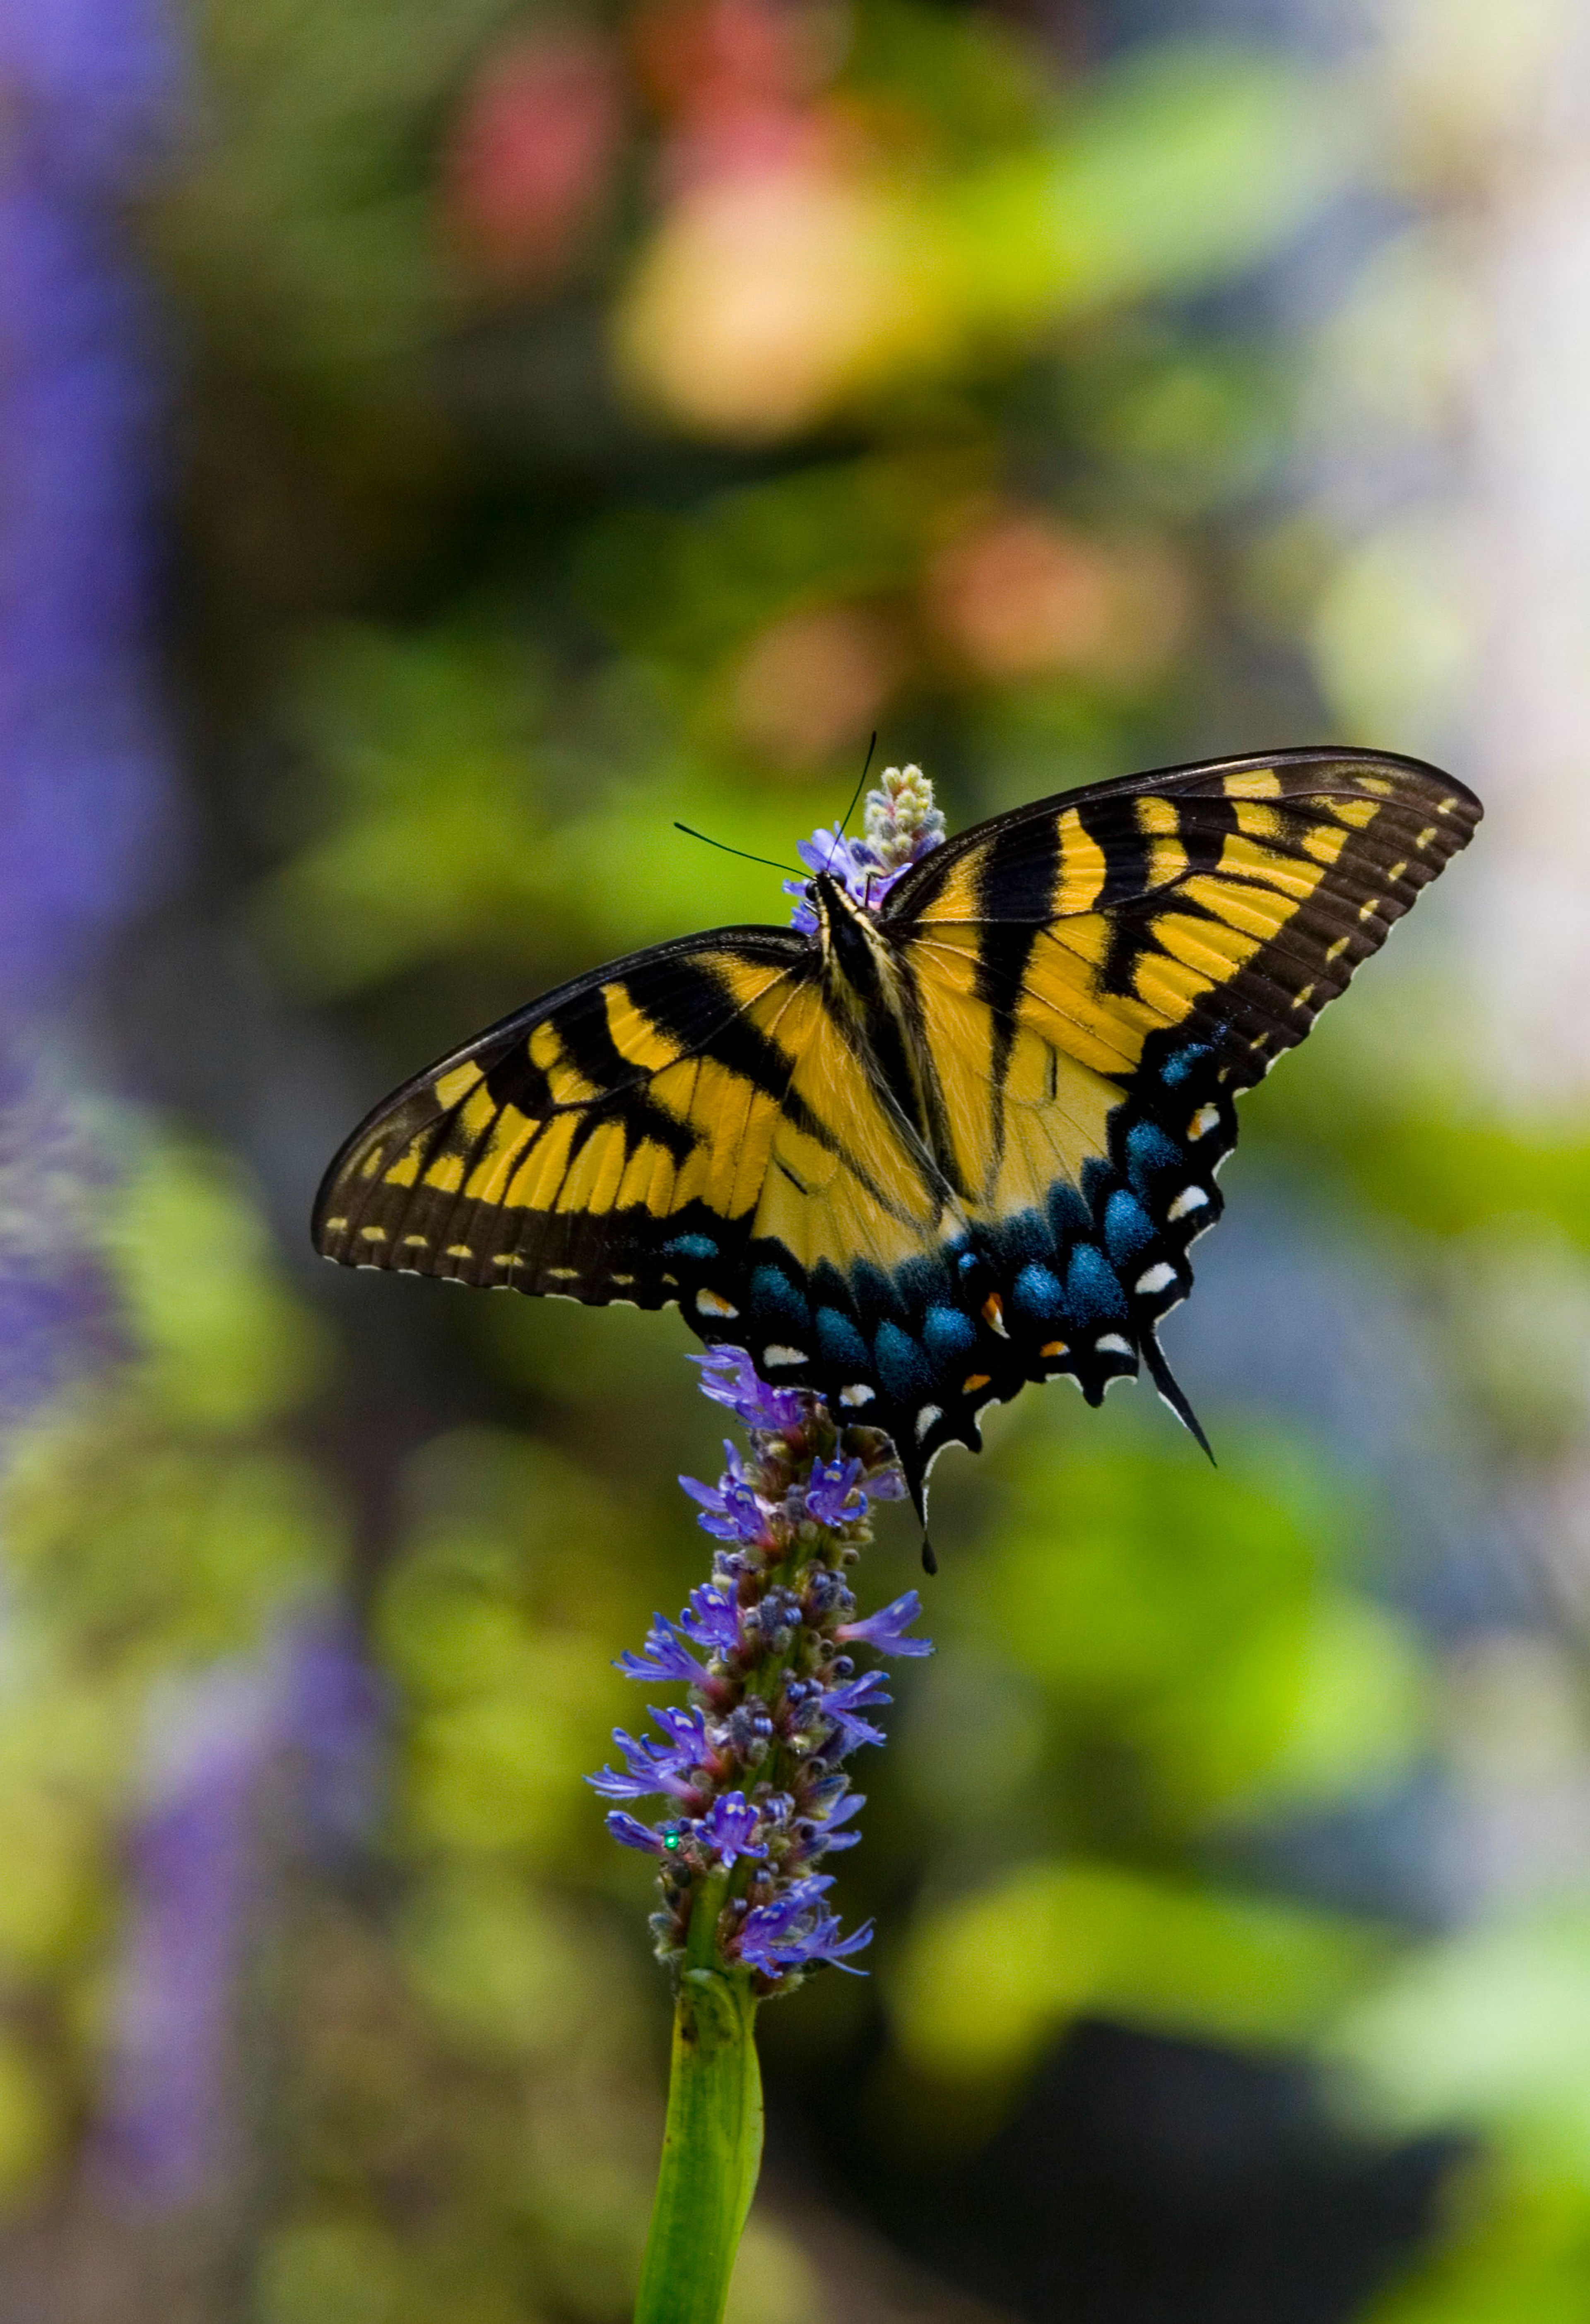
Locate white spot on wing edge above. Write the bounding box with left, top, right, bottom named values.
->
left=697, top=1289, right=739, bottom=1319
left=763, top=1344, right=808, bottom=1367
left=1096, top=1333, right=1135, bottom=1357
left=1167, top=1186, right=1210, bottom=1222
left=839, top=1384, right=874, bottom=1407
left=915, top=1404, right=943, bottom=1442
left=1135, top=1263, right=1176, bottom=1296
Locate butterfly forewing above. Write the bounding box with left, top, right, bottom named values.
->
left=313, top=932, right=814, bottom=1304
left=865, top=748, right=1482, bottom=1478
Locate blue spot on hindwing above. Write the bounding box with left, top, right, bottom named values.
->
left=1161, top=1043, right=1213, bottom=1087
left=816, top=1306, right=870, bottom=1371
left=1067, top=1243, right=1128, bottom=1324
left=750, top=1264, right=807, bottom=1329
left=1103, top=1189, right=1156, bottom=1263
left=923, top=1304, right=976, bottom=1360
left=1012, top=1263, right=1064, bottom=1318
left=1046, top=1181, right=1091, bottom=1244
left=1125, top=1121, right=1182, bottom=1191
left=665, top=1234, right=718, bottom=1261
left=874, top=1320, right=929, bottom=1398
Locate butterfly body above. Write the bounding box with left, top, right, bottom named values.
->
left=313, top=749, right=1480, bottom=1520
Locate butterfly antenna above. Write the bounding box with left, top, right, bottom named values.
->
left=1143, top=1331, right=1215, bottom=1466
left=824, top=731, right=879, bottom=876
left=673, top=823, right=803, bottom=878
left=839, top=731, right=878, bottom=837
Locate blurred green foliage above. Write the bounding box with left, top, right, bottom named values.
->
left=8, top=0, right=1590, bottom=2317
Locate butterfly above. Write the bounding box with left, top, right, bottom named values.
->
left=313, top=748, right=1480, bottom=1545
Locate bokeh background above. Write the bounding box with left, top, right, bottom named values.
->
left=4, top=0, right=1590, bottom=2317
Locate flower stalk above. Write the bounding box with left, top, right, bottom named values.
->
left=633, top=1905, right=762, bottom=2324
left=592, top=1348, right=930, bottom=2321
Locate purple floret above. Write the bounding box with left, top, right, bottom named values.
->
left=807, top=1787, right=865, bottom=1854
left=739, top=1875, right=874, bottom=1977
left=605, top=1811, right=674, bottom=1855
left=696, top=1791, right=767, bottom=1870
left=816, top=1668, right=893, bottom=1752
left=680, top=1441, right=767, bottom=1542
left=690, top=1345, right=807, bottom=1434
left=588, top=1706, right=711, bottom=1802
left=805, top=1453, right=866, bottom=1528
left=615, top=1615, right=706, bottom=1685
left=678, top=1583, right=740, bottom=1657
left=835, top=1588, right=934, bottom=1658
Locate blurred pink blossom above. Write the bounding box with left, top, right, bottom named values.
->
left=632, top=0, right=845, bottom=192
left=441, top=26, right=623, bottom=286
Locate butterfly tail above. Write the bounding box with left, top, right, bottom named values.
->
left=896, top=1442, right=940, bottom=1573
left=1142, top=1330, right=1215, bottom=1465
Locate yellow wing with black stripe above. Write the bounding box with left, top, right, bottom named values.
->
left=859, top=747, right=1480, bottom=1468
left=312, top=926, right=971, bottom=1338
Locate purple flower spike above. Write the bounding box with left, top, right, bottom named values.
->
left=697, top=1791, right=766, bottom=1870
left=836, top=1588, right=935, bottom=1659
left=783, top=767, right=947, bottom=938
left=805, top=1454, right=866, bottom=1528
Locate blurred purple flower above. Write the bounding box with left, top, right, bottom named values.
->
left=94, top=1621, right=385, bottom=2208
left=94, top=1661, right=274, bottom=2206
left=0, top=1048, right=120, bottom=1427
left=0, top=0, right=183, bottom=1020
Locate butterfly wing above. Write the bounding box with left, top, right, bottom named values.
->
left=314, top=749, right=1479, bottom=1527
left=313, top=928, right=978, bottom=1419
left=313, top=930, right=819, bottom=1305
left=868, top=748, right=1480, bottom=1453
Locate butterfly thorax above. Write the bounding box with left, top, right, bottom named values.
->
left=809, top=871, right=953, bottom=1184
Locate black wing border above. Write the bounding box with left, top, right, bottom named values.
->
left=879, top=744, right=1483, bottom=925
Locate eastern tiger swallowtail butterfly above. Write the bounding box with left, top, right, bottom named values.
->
left=313, top=748, right=1479, bottom=1535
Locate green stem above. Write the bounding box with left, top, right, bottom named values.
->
left=634, top=1877, right=764, bottom=2324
